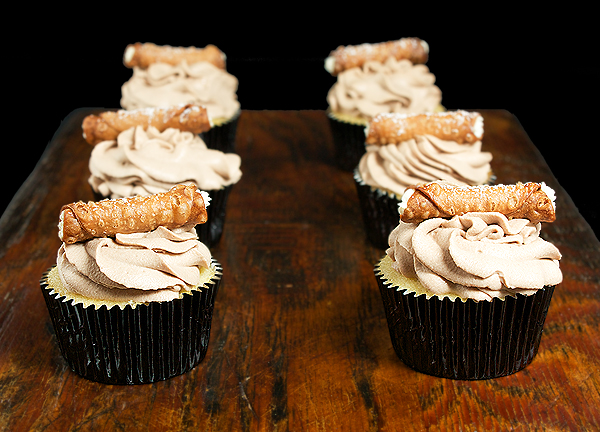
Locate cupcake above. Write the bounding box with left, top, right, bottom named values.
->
left=40, top=185, right=222, bottom=384
left=324, top=38, right=443, bottom=170
left=355, top=110, right=493, bottom=249
left=121, top=42, right=240, bottom=153
left=83, top=105, right=242, bottom=247
left=375, top=181, right=562, bottom=379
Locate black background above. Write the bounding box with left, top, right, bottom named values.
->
left=4, top=10, right=597, bottom=239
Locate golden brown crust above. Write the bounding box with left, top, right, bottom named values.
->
left=365, top=110, right=483, bottom=145
left=327, top=38, right=428, bottom=76
left=400, top=182, right=556, bottom=224
left=81, top=104, right=212, bottom=145
left=59, top=184, right=208, bottom=244
left=123, top=42, right=226, bottom=69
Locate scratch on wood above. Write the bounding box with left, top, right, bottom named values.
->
left=239, top=376, right=258, bottom=420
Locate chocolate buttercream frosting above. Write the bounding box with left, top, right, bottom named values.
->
left=387, top=212, right=562, bottom=301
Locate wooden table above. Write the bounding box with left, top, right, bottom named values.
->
left=1, top=109, right=599, bottom=431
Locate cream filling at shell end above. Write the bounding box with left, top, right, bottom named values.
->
left=398, top=188, right=415, bottom=216
left=324, top=56, right=335, bottom=74
left=124, top=46, right=136, bottom=64
left=473, top=115, right=484, bottom=139
left=541, top=182, right=556, bottom=210
left=58, top=210, right=65, bottom=241
left=199, top=190, right=211, bottom=207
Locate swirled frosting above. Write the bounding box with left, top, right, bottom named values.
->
left=89, top=126, right=242, bottom=198
left=386, top=212, right=562, bottom=301
left=358, top=134, right=492, bottom=196
left=121, top=61, right=240, bottom=120
left=327, top=58, right=442, bottom=120
left=56, top=225, right=214, bottom=308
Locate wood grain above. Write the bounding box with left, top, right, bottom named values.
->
left=1, top=109, right=599, bottom=431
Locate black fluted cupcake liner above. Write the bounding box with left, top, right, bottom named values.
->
left=354, top=169, right=401, bottom=249
left=40, top=260, right=222, bottom=385
left=201, top=110, right=240, bottom=154
left=375, top=255, right=555, bottom=380
left=195, top=185, right=233, bottom=247
left=327, top=111, right=367, bottom=171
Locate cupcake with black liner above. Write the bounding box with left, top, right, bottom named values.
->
left=121, top=42, right=240, bottom=153
left=324, top=37, right=443, bottom=171
left=84, top=105, right=242, bottom=247
left=40, top=184, right=222, bottom=385
left=355, top=110, right=493, bottom=249
left=375, top=181, right=562, bottom=380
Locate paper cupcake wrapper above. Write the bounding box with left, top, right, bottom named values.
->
left=201, top=109, right=240, bottom=154
left=354, top=170, right=401, bottom=249
left=195, top=185, right=233, bottom=247
left=327, top=111, right=368, bottom=171
left=375, top=256, right=555, bottom=380
left=40, top=260, right=222, bottom=385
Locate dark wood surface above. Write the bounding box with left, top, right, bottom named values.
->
left=1, top=109, right=599, bottom=431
